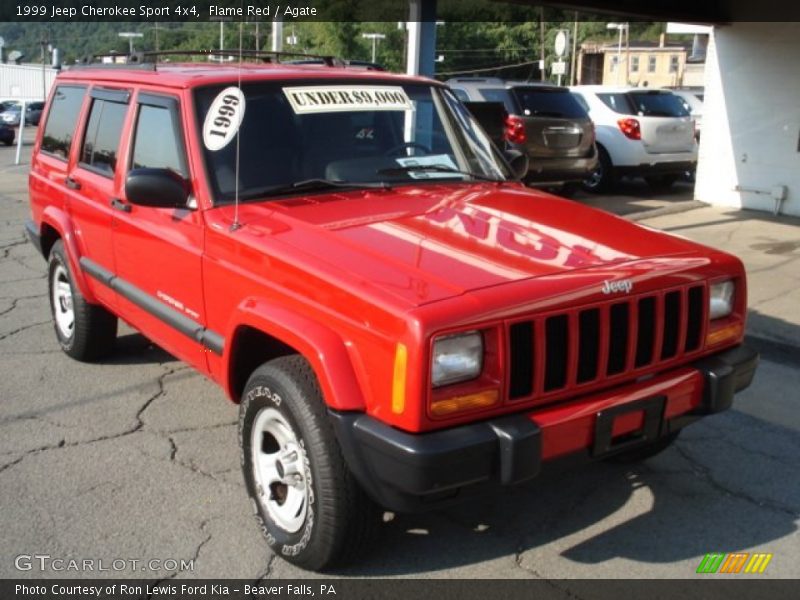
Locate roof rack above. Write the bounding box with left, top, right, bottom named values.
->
left=73, top=49, right=341, bottom=69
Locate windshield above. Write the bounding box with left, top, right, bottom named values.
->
left=194, top=81, right=511, bottom=204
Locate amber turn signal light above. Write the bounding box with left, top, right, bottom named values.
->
left=706, top=321, right=743, bottom=347
left=430, top=389, right=499, bottom=417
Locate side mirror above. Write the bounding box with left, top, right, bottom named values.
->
left=504, top=149, right=529, bottom=180
left=125, top=168, right=189, bottom=209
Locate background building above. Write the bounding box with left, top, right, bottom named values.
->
left=577, top=35, right=703, bottom=87
left=0, top=62, right=57, bottom=102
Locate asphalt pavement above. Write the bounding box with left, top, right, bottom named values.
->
left=1, top=130, right=798, bottom=582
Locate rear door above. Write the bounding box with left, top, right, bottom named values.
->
left=67, top=87, right=132, bottom=307
left=625, top=91, right=695, bottom=154
left=509, top=87, right=594, bottom=159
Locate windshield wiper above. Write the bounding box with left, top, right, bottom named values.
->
left=376, top=164, right=502, bottom=182
left=245, top=178, right=391, bottom=200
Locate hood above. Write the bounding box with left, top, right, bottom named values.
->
left=230, top=183, right=708, bottom=307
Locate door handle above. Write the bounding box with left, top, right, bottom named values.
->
left=110, top=198, right=131, bottom=213
left=65, top=177, right=81, bottom=190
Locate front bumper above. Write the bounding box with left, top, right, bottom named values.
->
left=331, top=344, right=758, bottom=512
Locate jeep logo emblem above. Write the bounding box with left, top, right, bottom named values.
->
left=601, top=279, right=633, bottom=294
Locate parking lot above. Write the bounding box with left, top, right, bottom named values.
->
left=1, top=130, right=798, bottom=581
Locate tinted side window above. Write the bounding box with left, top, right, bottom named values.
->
left=597, top=93, right=634, bottom=115
left=572, top=92, right=590, bottom=113
left=131, top=104, right=187, bottom=176
left=80, top=99, right=128, bottom=175
left=451, top=88, right=470, bottom=102
left=41, top=86, right=86, bottom=159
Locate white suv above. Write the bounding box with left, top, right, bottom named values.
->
left=571, top=86, right=697, bottom=192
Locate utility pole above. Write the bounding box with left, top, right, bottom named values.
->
left=154, top=22, right=159, bottom=53
left=570, top=14, right=578, bottom=85
left=625, top=23, right=630, bottom=85
left=40, top=31, right=48, bottom=101
left=539, top=8, right=545, bottom=81
left=255, top=22, right=260, bottom=52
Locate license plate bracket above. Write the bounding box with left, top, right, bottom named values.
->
left=592, top=395, right=666, bottom=457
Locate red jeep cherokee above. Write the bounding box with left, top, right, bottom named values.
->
left=25, top=55, right=757, bottom=571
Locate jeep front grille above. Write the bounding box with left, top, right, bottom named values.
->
left=507, top=284, right=707, bottom=402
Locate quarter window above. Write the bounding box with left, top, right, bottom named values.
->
left=597, top=93, right=633, bottom=115
left=80, top=99, right=128, bottom=176
left=131, top=103, right=187, bottom=177
left=41, top=86, right=86, bottom=160
left=451, top=88, right=470, bottom=102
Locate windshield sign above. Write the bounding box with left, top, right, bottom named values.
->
left=283, top=85, right=412, bottom=114
left=195, top=82, right=511, bottom=204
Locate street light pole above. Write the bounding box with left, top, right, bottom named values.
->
left=361, top=33, right=386, bottom=63
left=607, top=23, right=628, bottom=85
left=118, top=32, right=143, bottom=56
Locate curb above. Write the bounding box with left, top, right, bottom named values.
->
left=625, top=200, right=708, bottom=222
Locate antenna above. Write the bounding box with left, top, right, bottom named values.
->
left=230, top=18, right=244, bottom=232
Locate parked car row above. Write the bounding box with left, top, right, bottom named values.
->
left=0, top=101, right=46, bottom=127
left=448, top=77, right=702, bottom=193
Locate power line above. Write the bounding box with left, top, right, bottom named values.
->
left=437, top=59, right=540, bottom=76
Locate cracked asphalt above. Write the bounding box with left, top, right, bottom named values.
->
left=1, top=132, right=798, bottom=581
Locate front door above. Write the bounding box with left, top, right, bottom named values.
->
left=111, top=91, right=209, bottom=373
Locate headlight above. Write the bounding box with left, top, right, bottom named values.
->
left=709, top=280, right=735, bottom=319
left=431, top=331, right=483, bottom=387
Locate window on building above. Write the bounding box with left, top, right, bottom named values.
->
left=131, top=101, right=187, bottom=177
left=631, top=56, right=640, bottom=72
left=40, top=86, right=86, bottom=160
left=80, top=99, right=128, bottom=176
left=648, top=55, right=657, bottom=73
left=610, top=55, right=619, bottom=72
left=670, top=55, right=680, bottom=73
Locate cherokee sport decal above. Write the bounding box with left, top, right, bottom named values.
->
left=203, top=86, right=246, bottom=151
left=282, top=86, right=412, bottom=114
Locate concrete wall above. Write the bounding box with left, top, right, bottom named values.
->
left=0, top=63, right=57, bottom=102
left=695, top=23, right=800, bottom=217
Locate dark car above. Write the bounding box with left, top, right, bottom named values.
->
left=447, top=77, right=598, bottom=186
left=0, top=123, right=14, bottom=146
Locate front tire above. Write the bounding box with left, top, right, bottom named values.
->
left=240, top=355, right=379, bottom=571
left=48, top=240, right=117, bottom=361
left=582, top=146, right=615, bottom=193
